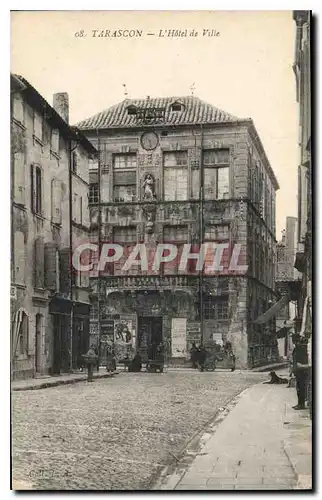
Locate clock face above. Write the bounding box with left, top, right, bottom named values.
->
left=140, top=131, right=159, bottom=151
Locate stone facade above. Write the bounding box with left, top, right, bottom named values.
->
left=11, top=75, right=97, bottom=379
left=79, top=97, right=279, bottom=368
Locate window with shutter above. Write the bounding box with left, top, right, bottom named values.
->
left=59, top=248, right=71, bottom=294
left=51, top=129, right=60, bottom=153
left=33, top=111, right=43, bottom=141
left=44, top=242, right=58, bottom=290
left=14, top=231, right=25, bottom=285
left=34, top=237, right=45, bottom=288
left=30, top=165, right=43, bottom=215
left=12, top=94, right=24, bottom=124
left=51, top=179, right=62, bottom=225
left=13, top=152, right=25, bottom=205
left=16, top=311, right=29, bottom=356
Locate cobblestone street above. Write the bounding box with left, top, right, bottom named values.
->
left=12, top=370, right=265, bottom=490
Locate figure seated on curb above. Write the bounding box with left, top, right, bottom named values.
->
left=263, top=371, right=288, bottom=385
left=128, top=352, right=142, bottom=372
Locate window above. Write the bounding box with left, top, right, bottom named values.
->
left=163, top=225, right=188, bottom=242
left=203, top=296, right=229, bottom=320
left=16, top=310, right=29, bottom=356
left=163, top=225, right=188, bottom=274
left=204, top=224, right=230, bottom=270
left=14, top=231, right=25, bottom=285
left=114, top=154, right=137, bottom=169
left=72, top=193, right=83, bottom=225
left=31, top=164, right=42, bottom=215
left=12, top=94, right=24, bottom=124
left=113, top=226, right=137, bottom=276
left=89, top=183, right=99, bottom=204
left=163, top=151, right=188, bottom=201
left=203, top=149, right=230, bottom=200
left=204, top=224, right=229, bottom=241
left=113, top=226, right=137, bottom=243
left=51, top=179, right=62, bottom=225
left=113, top=154, right=137, bottom=202
left=33, top=111, right=43, bottom=141
left=51, top=129, right=59, bottom=153
left=72, top=152, right=78, bottom=174
left=90, top=302, right=99, bottom=320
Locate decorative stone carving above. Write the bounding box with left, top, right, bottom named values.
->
left=142, top=173, right=156, bottom=201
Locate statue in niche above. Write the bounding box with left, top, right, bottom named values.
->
left=142, top=173, right=156, bottom=201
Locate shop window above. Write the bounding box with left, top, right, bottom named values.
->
left=203, top=296, right=229, bottom=320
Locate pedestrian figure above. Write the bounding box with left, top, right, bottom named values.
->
left=84, top=345, right=97, bottom=382
left=292, top=334, right=309, bottom=410
left=198, top=344, right=207, bottom=372
left=190, top=343, right=198, bottom=369
left=106, top=347, right=116, bottom=372
left=94, top=345, right=100, bottom=372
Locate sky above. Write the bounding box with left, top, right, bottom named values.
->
left=10, top=10, right=299, bottom=238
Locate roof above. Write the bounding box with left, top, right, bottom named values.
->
left=76, top=95, right=279, bottom=191
left=11, top=74, right=97, bottom=156
left=76, top=96, right=242, bottom=130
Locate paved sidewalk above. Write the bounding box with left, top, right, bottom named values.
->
left=11, top=370, right=118, bottom=391
left=157, top=381, right=312, bottom=491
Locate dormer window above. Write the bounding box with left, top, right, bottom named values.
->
left=170, top=101, right=184, bottom=112
left=127, top=105, right=137, bottom=116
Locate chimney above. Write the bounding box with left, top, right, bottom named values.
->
left=53, top=92, right=69, bottom=123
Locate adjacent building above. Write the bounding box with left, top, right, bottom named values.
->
left=78, top=96, right=279, bottom=369
left=275, top=216, right=300, bottom=358
left=11, top=74, right=97, bottom=379
left=293, top=11, right=312, bottom=338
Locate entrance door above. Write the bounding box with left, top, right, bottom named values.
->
left=137, top=317, right=163, bottom=362
left=35, top=313, right=42, bottom=373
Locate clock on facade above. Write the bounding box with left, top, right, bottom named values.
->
left=140, top=131, right=159, bottom=151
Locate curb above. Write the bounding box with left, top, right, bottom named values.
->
left=252, top=362, right=288, bottom=372
left=12, top=372, right=119, bottom=392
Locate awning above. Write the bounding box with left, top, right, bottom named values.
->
left=253, top=295, right=291, bottom=325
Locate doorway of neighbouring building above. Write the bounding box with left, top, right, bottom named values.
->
left=52, top=314, right=70, bottom=375
left=35, top=313, right=43, bottom=373
left=137, top=316, right=163, bottom=362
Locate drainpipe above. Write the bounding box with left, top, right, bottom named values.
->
left=199, top=124, right=204, bottom=344
left=69, top=136, right=78, bottom=372
left=96, top=129, right=102, bottom=359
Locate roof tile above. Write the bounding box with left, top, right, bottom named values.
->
left=76, top=96, right=243, bottom=130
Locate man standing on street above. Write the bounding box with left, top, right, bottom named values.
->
left=292, top=334, right=309, bottom=410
